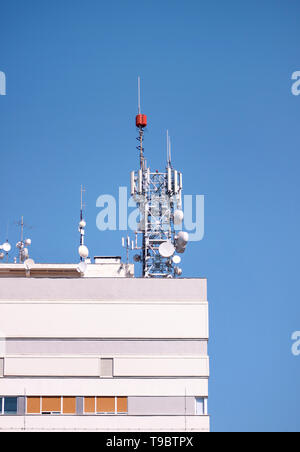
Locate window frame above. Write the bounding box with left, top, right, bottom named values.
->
left=195, top=397, right=206, bottom=416
left=0, top=397, right=18, bottom=416
left=62, top=397, right=77, bottom=415
left=83, top=396, right=128, bottom=415
left=96, top=397, right=116, bottom=415
left=26, top=397, right=41, bottom=415
left=41, top=397, right=62, bottom=415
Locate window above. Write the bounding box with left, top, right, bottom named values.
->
left=117, top=397, right=128, bottom=414
left=41, top=397, right=61, bottom=415
left=3, top=397, right=17, bottom=415
left=97, top=397, right=115, bottom=414
left=195, top=397, right=206, bottom=416
left=84, top=397, right=128, bottom=415
left=27, top=397, right=76, bottom=415
left=62, top=397, right=76, bottom=415
left=84, top=397, right=95, bottom=414
left=27, top=397, right=41, bottom=414
left=0, top=397, right=18, bottom=415
left=100, top=359, right=113, bottom=378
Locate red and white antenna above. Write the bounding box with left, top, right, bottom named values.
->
left=136, top=77, right=147, bottom=169
left=129, top=79, right=187, bottom=278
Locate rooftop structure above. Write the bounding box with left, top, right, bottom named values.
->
left=0, top=79, right=209, bottom=432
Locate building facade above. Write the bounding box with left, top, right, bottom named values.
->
left=0, top=259, right=209, bottom=432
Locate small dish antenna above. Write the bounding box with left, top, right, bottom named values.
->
left=159, top=241, right=175, bottom=258
left=1, top=242, right=12, bottom=253
left=172, top=255, right=181, bottom=265
left=78, top=245, right=89, bottom=260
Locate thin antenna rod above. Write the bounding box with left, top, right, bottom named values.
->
left=166, top=130, right=169, bottom=166
left=80, top=185, right=85, bottom=221
left=167, top=133, right=171, bottom=167
left=138, top=76, right=141, bottom=114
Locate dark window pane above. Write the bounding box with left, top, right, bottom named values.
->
left=4, top=397, right=17, bottom=415
left=0, top=398, right=2, bottom=414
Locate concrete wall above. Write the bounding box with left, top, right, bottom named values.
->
left=0, top=278, right=207, bottom=302
left=0, top=378, right=208, bottom=397
left=0, top=277, right=209, bottom=432
left=0, top=415, right=210, bottom=432
left=128, top=397, right=195, bottom=416
left=3, top=356, right=209, bottom=377
left=0, top=302, right=208, bottom=339
left=5, top=339, right=208, bottom=356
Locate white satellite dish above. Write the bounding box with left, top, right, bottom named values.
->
left=159, top=241, right=175, bottom=258
left=24, top=259, right=35, bottom=270
left=0, top=253, right=4, bottom=260
left=78, top=245, right=89, bottom=259
left=174, top=210, right=184, bottom=225
left=77, top=261, right=87, bottom=275
left=2, top=242, right=11, bottom=253
left=172, top=255, right=181, bottom=265
left=79, top=220, right=86, bottom=229
left=24, top=238, right=31, bottom=246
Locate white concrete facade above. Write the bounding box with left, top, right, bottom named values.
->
left=0, top=266, right=209, bottom=432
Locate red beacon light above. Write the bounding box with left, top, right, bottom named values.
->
left=136, top=114, right=147, bottom=128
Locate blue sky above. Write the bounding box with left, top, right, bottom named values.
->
left=1, top=0, right=300, bottom=432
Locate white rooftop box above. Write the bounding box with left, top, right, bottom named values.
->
left=94, top=256, right=122, bottom=264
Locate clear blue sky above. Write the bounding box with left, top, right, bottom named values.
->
left=1, top=0, right=300, bottom=432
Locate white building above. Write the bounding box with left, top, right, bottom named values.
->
left=0, top=257, right=209, bottom=432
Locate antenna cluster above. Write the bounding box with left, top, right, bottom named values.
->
left=0, top=217, right=35, bottom=270
left=16, top=217, right=32, bottom=263
left=125, top=77, right=189, bottom=278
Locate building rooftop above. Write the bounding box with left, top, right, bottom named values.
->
left=0, top=260, right=134, bottom=279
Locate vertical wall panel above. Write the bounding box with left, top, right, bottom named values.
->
left=17, top=397, right=26, bottom=415
left=76, top=397, right=84, bottom=415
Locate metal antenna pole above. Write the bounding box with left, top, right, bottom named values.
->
left=19, top=217, right=24, bottom=263
left=167, top=130, right=169, bottom=167
left=169, top=135, right=172, bottom=167
left=138, top=76, right=141, bottom=115
left=80, top=185, right=86, bottom=223
left=79, top=185, right=86, bottom=261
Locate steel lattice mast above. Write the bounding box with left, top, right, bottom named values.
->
left=128, top=78, right=188, bottom=278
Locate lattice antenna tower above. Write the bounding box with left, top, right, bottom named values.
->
left=128, top=78, right=188, bottom=278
